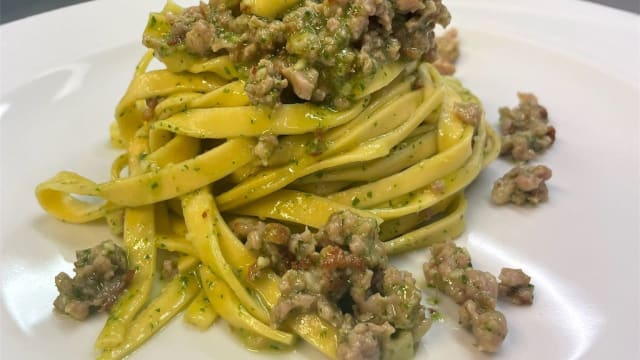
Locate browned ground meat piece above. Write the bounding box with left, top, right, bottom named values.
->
left=53, top=240, right=132, bottom=320
left=498, top=268, right=534, bottom=305
left=424, top=243, right=500, bottom=307
left=355, top=267, right=431, bottom=339
left=238, top=218, right=294, bottom=277
left=454, top=102, right=482, bottom=125
left=423, top=242, right=471, bottom=297
left=464, top=269, right=499, bottom=310
left=499, top=93, right=556, bottom=161
left=228, top=216, right=262, bottom=238
left=491, top=164, right=552, bottom=206
left=337, top=321, right=395, bottom=360
left=281, top=67, right=320, bottom=101
left=253, top=134, right=279, bottom=166
left=272, top=269, right=321, bottom=321
left=161, top=258, right=179, bottom=280
left=288, top=227, right=317, bottom=258
left=459, top=300, right=508, bottom=353
left=144, top=0, right=450, bottom=108
left=184, top=20, right=214, bottom=56
left=397, top=0, right=427, bottom=12
left=318, top=210, right=387, bottom=269
left=245, top=59, right=288, bottom=106
left=267, top=211, right=428, bottom=360
left=423, top=242, right=510, bottom=353
left=433, top=28, right=459, bottom=75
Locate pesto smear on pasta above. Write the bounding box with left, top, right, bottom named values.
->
left=143, top=0, right=450, bottom=108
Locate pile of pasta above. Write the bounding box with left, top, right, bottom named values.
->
left=35, top=7, right=500, bottom=360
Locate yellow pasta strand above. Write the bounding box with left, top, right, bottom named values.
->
left=153, top=99, right=366, bottom=138
left=202, top=199, right=340, bottom=358
left=181, top=187, right=270, bottom=323
left=231, top=189, right=382, bottom=228
left=156, top=235, right=198, bottom=257
left=327, top=126, right=473, bottom=209
left=97, top=126, right=157, bottom=350
left=184, top=289, right=219, bottom=330
left=243, top=0, right=301, bottom=18
left=198, top=266, right=295, bottom=345
left=217, top=86, right=441, bottom=210
left=383, top=194, right=467, bottom=255
left=96, top=204, right=156, bottom=350
left=98, top=272, right=200, bottom=360
left=296, top=129, right=438, bottom=184
left=35, top=138, right=256, bottom=220
left=370, top=117, right=490, bottom=219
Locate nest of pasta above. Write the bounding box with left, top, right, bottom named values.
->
left=36, top=1, right=500, bottom=359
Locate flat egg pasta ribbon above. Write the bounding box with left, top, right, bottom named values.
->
left=96, top=125, right=157, bottom=350
left=198, top=266, right=295, bottom=345
left=295, top=128, right=438, bottom=184
left=150, top=48, right=410, bottom=133
left=183, top=289, right=219, bottom=330
left=98, top=272, right=200, bottom=360
left=113, top=47, right=225, bottom=144
left=217, top=73, right=444, bottom=210
left=327, top=126, right=473, bottom=209
left=326, top=74, right=473, bottom=209
left=378, top=195, right=454, bottom=241
left=180, top=187, right=338, bottom=355
left=35, top=137, right=256, bottom=221
left=201, top=191, right=340, bottom=358
left=228, top=77, right=416, bottom=183
left=181, top=187, right=271, bottom=323
left=153, top=99, right=366, bottom=138
left=243, top=0, right=301, bottom=18
left=370, top=114, right=492, bottom=220
left=383, top=193, right=467, bottom=255
left=230, top=189, right=382, bottom=228
left=151, top=81, right=250, bottom=121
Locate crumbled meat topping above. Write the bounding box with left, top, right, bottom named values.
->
left=161, top=258, right=179, bottom=280
left=423, top=242, right=512, bottom=353
left=144, top=0, right=450, bottom=108
left=245, top=59, right=288, bottom=106
left=253, top=134, right=279, bottom=166
left=240, top=211, right=429, bottom=360
left=430, top=179, right=445, bottom=194
left=458, top=299, right=508, bottom=353
left=337, top=321, right=395, bottom=360
left=423, top=243, right=498, bottom=309
left=491, top=164, right=552, bottom=206
left=454, top=102, right=482, bottom=125
left=230, top=217, right=294, bottom=278
left=498, top=268, right=534, bottom=305
left=499, top=93, right=556, bottom=161
left=53, top=240, right=133, bottom=321
left=432, top=28, right=459, bottom=75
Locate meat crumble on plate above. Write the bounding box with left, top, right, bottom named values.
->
left=423, top=242, right=534, bottom=353
left=53, top=240, right=133, bottom=321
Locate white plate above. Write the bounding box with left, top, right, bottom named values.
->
left=1, top=1, right=638, bottom=359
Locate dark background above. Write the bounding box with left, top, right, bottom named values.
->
left=1, top=0, right=639, bottom=24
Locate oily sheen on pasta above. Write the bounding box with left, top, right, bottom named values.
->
left=35, top=1, right=500, bottom=359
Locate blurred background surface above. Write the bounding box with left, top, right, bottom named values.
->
left=1, top=0, right=638, bottom=24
